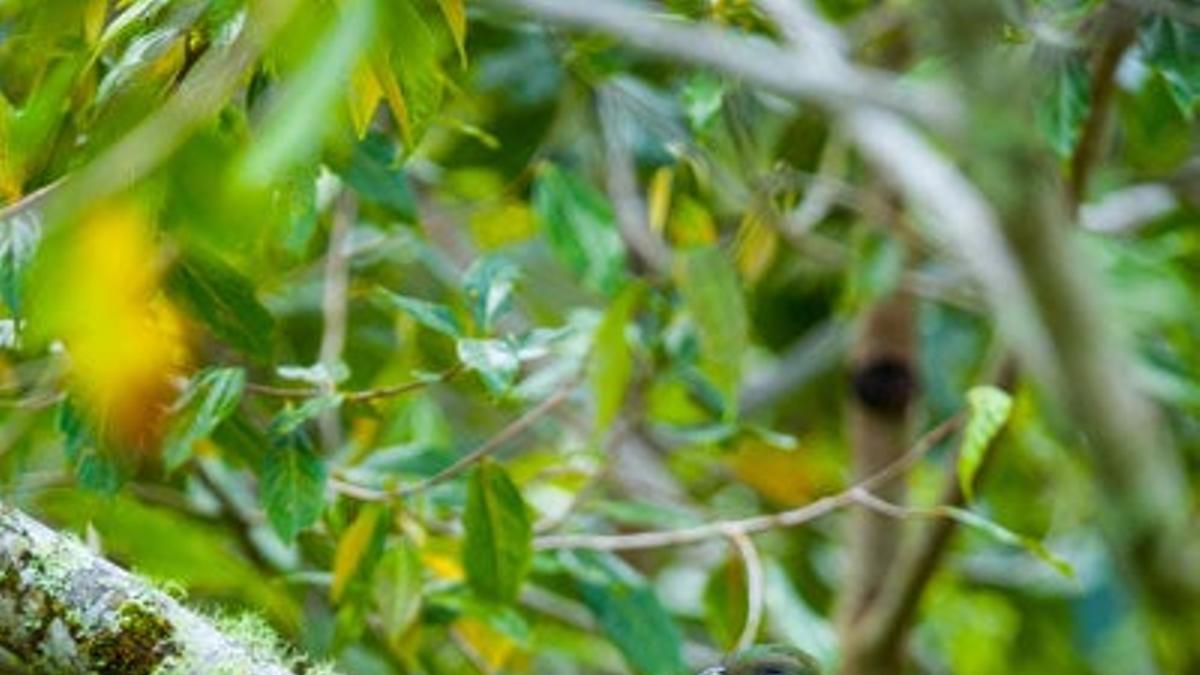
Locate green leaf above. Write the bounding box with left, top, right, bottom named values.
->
left=376, top=288, right=462, bottom=337
left=373, top=537, right=424, bottom=647
left=163, top=367, right=247, bottom=471
left=261, top=430, right=327, bottom=541
left=462, top=255, right=519, bottom=332
left=0, top=206, right=41, bottom=314
left=676, top=246, right=748, bottom=419
left=457, top=338, right=520, bottom=394
left=532, top=164, right=628, bottom=296
left=957, top=386, right=1014, bottom=502
left=59, top=402, right=124, bottom=495
left=1037, top=55, right=1091, bottom=158
left=332, top=504, right=387, bottom=602
left=591, top=284, right=641, bottom=430
left=166, top=250, right=276, bottom=360
left=682, top=72, right=725, bottom=133
left=562, top=551, right=686, bottom=675
left=936, top=506, right=1073, bottom=577
left=1140, top=16, right=1200, bottom=116
left=436, top=0, right=468, bottom=66
left=462, top=459, right=532, bottom=603
left=703, top=556, right=748, bottom=650
left=330, top=132, right=416, bottom=220
left=379, top=0, right=444, bottom=147
left=271, top=394, right=344, bottom=437
left=240, top=0, right=377, bottom=184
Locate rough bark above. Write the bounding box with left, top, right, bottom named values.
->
left=0, top=503, right=312, bottom=674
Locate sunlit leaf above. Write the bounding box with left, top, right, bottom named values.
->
left=457, top=338, right=520, bottom=394
left=463, top=459, right=532, bottom=603
left=436, top=0, right=468, bottom=66
left=377, top=288, right=463, bottom=337
left=331, top=504, right=385, bottom=602
left=462, top=255, right=519, bottom=332
left=347, top=59, right=383, bottom=138
left=374, top=537, right=424, bottom=647
left=957, top=385, right=1013, bottom=502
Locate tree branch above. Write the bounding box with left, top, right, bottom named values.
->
left=0, top=504, right=310, bottom=674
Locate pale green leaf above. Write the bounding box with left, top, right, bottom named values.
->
left=163, top=367, right=246, bottom=471
left=957, top=385, right=1013, bottom=502
left=533, top=164, right=628, bottom=296
left=676, top=246, right=748, bottom=419
left=591, top=284, right=641, bottom=430
left=261, top=431, right=327, bottom=541
left=376, top=288, right=462, bottom=337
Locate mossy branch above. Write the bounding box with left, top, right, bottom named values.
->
left=0, top=503, right=322, bottom=674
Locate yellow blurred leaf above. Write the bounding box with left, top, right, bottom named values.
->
left=469, top=200, right=535, bottom=250
left=84, top=0, right=108, bottom=46
left=347, top=60, right=383, bottom=138
left=734, top=208, right=778, bottom=283
left=647, top=167, right=673, bottom=236
left=454, top=618, right=518, bottom=673
left=667, top=195, right=717, bottom=247
left=373, top=54, right=412, bottom=148
left=723, top=436, right=836, bottom=507
left=436, top=0, right=468, bottom=67
left=421, top=538, right=463, bottom=581
left=36, top=202, right=190, bottom=453
left=332, top=505, right=383, bottom=602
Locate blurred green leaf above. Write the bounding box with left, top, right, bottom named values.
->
left=261, top=429, right=327, bottom=541
left=463, top=255, right=519, bottom=332
left=1140, top=16, right=1200, bottom=116
left=563, top=550, right=687, bottom=675
left=373, top=537, right=424, bottom=647
left=676, top=246, right=748, bottom=419
left=163, top=366, right=246, bottom=471
left=271, top=394, right=344, bottom=437
left=457, top=338, right=520, bottom=394
left=463, top=459, right=532, bottom=603
left=59, top=400, right=123, bottom=494
left=240, top=0, right=376, bottom=183
left=332, top=504, right=387, bottom=602
left=533, top=164, right=628, bottom=296
left=1037, top=55, right=1091, bottom=158
left=957, top=385, right=1013, bottom=502
left=166, top=250, right=275, bottom=361
left=0, top=206, right=41, bottom=314
left=936, top=506, right=1073, bottom=577
left=376, top=287, right=463, bottom=337
left=329, top=132, right=416, bottom=220
left=591, top=284, right=641, bottom=431
left=378, top=0, right=444, bottom=147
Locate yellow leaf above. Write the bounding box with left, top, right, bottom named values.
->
left=347, top=60, right=383, bottom=138
left=84, top=0, right=108, bottom=46
left=647, top=167, right=673, bottom=236
left=332, top=505, right=383, bottom=601
left=38, top=202, right=191, bottom=453
left=372, top=54, right=412, bottom=148
left=723, top=436, right=838, bottom=507
left=454, top=618, right=519, bottom=673
left=734, top=208, right=778, bottom=283
left=420, top=538, right=463, bottom=581
left=436, top=0, right=468, bottom=67
left=469, top=200, right=535, bottom=250
left=667, top=195, right=717, bottom=247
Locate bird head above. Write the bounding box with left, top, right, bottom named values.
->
left=699, top=645, right=821, bottom=675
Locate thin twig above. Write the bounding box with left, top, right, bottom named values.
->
left=534, top=415, right=960, bottom=551
left=317, top=191, right=356, bottom=451
left=727, top=530, right=765, bottom=652
left=244, top=364, right=464, bottom=402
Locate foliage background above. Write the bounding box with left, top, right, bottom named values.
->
left=1, top=0, right=1199, bottom=673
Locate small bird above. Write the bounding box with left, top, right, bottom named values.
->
left=698, top=645, right=822, bottom=675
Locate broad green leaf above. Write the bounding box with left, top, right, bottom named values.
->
left=373, top=538, right=424, bottom=647
left=1140, top=16, right=1200, bottom=116
left=1037, top=55, right=1090, bottom=158
left=166, top=250, right=275, bottom=361
left=261, top=430, right=327, bottom=541
left=163, top=367, right=246, bottom=471
left=240, top=0, right=376, bottom=184
left=676, top=246, right=748, bottom=418
left=703, top=556, right=749, bottom=650
left=463, top=255, right=519, bottom=332
left=562, top=551, right=686, bottom=675
left=462, top=459, right=532, bottom=603
left=591, top=284, right=641, bottom=430
left=532, top=164, right=628, bottom=296
left=936, top=506, right=1073, bottom=577
left=376, top=288, right=462, bottom=337
left=332, top=504, right=385, bottom=602
left=957, top=386, right=1013, bottom=502
left=457, top=338, right=520, bottom=394
left=329, top=132, right=417, bottom=221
